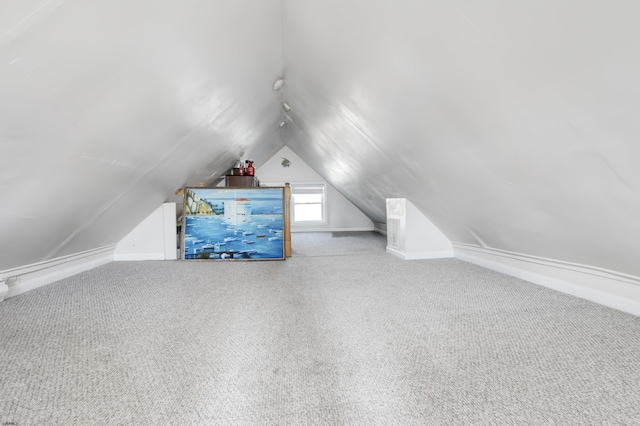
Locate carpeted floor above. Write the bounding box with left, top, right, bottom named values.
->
left=1, top=232, right=640, bottom=425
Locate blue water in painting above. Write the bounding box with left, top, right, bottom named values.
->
left=183, top=193, right=284, bottom=260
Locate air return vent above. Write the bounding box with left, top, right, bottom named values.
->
left=387, top=218, right=400, bottom=250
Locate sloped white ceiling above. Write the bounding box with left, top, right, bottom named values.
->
left=0, top=0, right=285, bottom=270
left=280, top=0, right=640, bottom=276
left=2, top=1, right=639, bottom=279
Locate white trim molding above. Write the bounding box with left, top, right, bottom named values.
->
left=387, top=246, right=454, bottom=260
left=454, top=243, right=640, bottom=317
left=0, top=278, right=7, bottom=302
left=291, top=227, right=375, bottom=233
left=373, top=222, right=387, bottom=235
left=0, top=245, right=115, bottom=300
left=114, top=253, right=166, bottom=261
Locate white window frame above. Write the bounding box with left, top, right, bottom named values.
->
left=290, top=182, right=327, bottom=225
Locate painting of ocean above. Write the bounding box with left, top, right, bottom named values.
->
left=182, top=187, right=285, bottom=260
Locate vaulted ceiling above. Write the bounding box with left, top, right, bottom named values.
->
left=2, top=1, right=639, bottom=278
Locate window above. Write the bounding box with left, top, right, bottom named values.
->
left=291, top=183, right=326, bottom=224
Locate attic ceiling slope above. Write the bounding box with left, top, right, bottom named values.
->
left=281, top=0, right=640, bottom=277
left=0, top=0, right=284, bottom=270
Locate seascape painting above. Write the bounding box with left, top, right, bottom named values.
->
left=182, top=187, right=285, bottom=260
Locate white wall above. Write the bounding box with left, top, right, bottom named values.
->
left=386, top=198, right=453, bottom=260
left=257, top=146, right=374, bottom=232
left=114, top=203, right=177, bottom=260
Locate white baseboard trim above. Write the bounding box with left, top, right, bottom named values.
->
left=0, top=279, right=7, bottom=302
left=387, top=246, right=454, bottom=260
left=114, top=253, right=165, bottom=261
left=291, top=227, right=375, bottom=233
left=453, top=243, right=640, bottom=317
left=373, top=222, right=387, bottom=235
left=0, top=245, right=116, bottom=299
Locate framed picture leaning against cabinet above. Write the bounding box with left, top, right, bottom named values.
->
left=182, top=187, right=285, bottom=260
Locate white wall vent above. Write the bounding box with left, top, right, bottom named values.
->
left=387, top=218, right=400, bottom=250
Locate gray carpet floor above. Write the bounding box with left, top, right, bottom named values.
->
left=1, top=231, right=640, bottom=425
